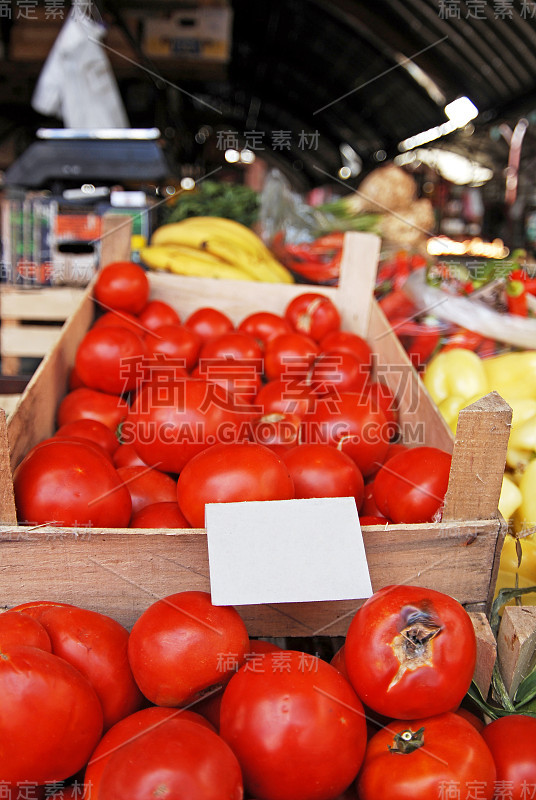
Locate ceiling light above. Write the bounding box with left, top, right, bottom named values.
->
left=338, top=166, right=352, bottom=179
left=240, top=149, right=256, bottom=164
left=444, top=96, right=479, bottom=127
left=225, top=149, right=240, bottom=163
left=180, top=177, right=195, bottom=190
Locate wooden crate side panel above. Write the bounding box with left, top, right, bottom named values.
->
left=6, top=286, right=94, bottom=472
left=0, top=287, right=86, bottom=321
left=0, top=519, right=501, bottom=635
left=0, top=411, right=17, bottom=525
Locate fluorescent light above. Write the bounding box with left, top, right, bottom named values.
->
left=444, top=96, right=479, bottom=126
left=395, top=148, right=493, bottom=186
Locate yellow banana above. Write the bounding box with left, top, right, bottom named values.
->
left=140, top=246, right=255, bottom=281
left=151, top=219, right=294, bottom=284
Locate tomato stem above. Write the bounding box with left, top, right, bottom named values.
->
left=388, top=726, right=425, bottom=755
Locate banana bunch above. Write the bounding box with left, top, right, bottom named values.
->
left=141, top=217, right=294, bottom=283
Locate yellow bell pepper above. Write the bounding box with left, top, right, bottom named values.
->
left=424, top=348, right=488, bottom=406
left=498, top=475, right=523, bottom=521
left=483, top=351, right=536, bottom=400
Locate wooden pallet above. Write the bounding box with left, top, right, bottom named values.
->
left=0, top=231, right=512, bottom=636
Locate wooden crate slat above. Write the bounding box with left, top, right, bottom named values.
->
left=1, top=323, right=64, bottom=358
left=0, top=287, right=86, bottom=321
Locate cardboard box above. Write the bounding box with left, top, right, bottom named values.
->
left=143, top=6, right=232, bottom=61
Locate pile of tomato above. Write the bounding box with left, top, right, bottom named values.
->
left=1, top=585, right=535, bottom=798
left=13, top=261, right=453, bottom=529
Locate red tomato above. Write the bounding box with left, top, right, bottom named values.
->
left=0, top=644, right=102, bottom=783
left=331, top=643, right=349, bottom=681
left=199, top=331, right=263, bottom=367
left=68, top=364, right=86, bottom=390
left=185, top=306, right=234, bottom=343
left=345, top=585, right=477, bottom=719
left=320, top=330, right=372, bottom=368
left=255, top=378, right=314, bottom=418
left=116, top=465, right=177, bottom=514
left=57, top=388, right=129, bottom=432
left=0, top=611, right=51, bottom=652
left=55, top=418, right=119, bottom=457
left=285, top=292, right=341, bottom=342
left=193, top=360, right=262, bottom=408
left=482, top=714, right=536, bottom=799
left=94, top=261, right=149, bottom=315
left=130, top=501, right=190, bottom=528
left=194, top=685, right=225, bottom=731
left=176, top=442, right=295, bottom=528
left=303, top=392, right=390, bottom=477
left=98, top=718, right=243, bottom=800
left=144, top=324, right=201, bottom=371
left=75, top=327, right=147, bottom=395
left=123, top=378, right=248, bottom=473
left=310, top=350, right=370, bottom=395
left=128, top=590, right=249, bottom=706
left=238, top=311, right=292, bottom=348
left=360, top=482, right=383, bottom=517
left=85, top=706, right=214, bottom=798
left=456, top=707, right=485, bottom=733
left=357, top=712, right=496, bottom=800
left=93, top=310, right=145, bottom=336
left=373, top=446, right=452, bottom=524
left=112, top=443, right=148, bottom=469
left=283, top=443, right=364, bottom=506
left=137, top=300, right=181, bottom=331
left=14, top=440, right=132, bottom=527
left=365, top=381, right=399, bottom=440
left=360, top=514, right=389, bottom=525
left=220, top=650, right=367, bottom=800
left=252, top=412, right=301, bottom=452
left=264, top=332, right=320, bottom=382
left=15, top=601, right=144, bottom=731
left=39, top=434, right=113, bottom=462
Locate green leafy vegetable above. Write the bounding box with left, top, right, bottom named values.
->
left=164, top=181, right=260, bottom=228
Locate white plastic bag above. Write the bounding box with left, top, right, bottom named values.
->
left=32, top=3, right=128, bottom=129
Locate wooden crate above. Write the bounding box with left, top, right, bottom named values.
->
left=0, top=232, right=511, bottom=636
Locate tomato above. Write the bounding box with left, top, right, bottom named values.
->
left=0, top=611, right=51, bottom=652
left=456, top=707, right=485, bottom=732
left=75, top=326, right=147, bottom=395
left=192, top=360, right=262, bottom=407
left=40, top=434, right=113, bottom=462
left=137, top=300, right=181, bottom=331
left=57, top=388, right=129, bottom=431
left=199, top=331, right=263, bottom=367
left=0, top=644, right=102, bottom=783
left=360, top=515, right=389, bottom=525
left=85, top=706, right=214, bottom=799
left=283, top=443, right=364, bottom=506
left=345, top=585, right=477, bottom=719
left=360, top=482, right=384, bottom=517
left=144, top=324, right=201, bottom=371
left=130, top=501, right=190, bottom=528
left=373, top=446, right=452, bottom=524
left=128, top=590, right=249, bottom=706
left=68, top=364, right=86, bottom=390
left=319, top=330, right=372, bottom=368
left=93, top=310, right=145, bottom=335
left=14, top=440, right=132, bottom=527
left=112, top=443, right=148, bottom=469
left=285, top=293, right=341, bottom=342
left=123, top=378, right=247, bottom=473
left=357, top=712, right=496, bottom=800
left=220, top=650, right=367, bottom=800
left=303, top=392, right=390, bottom=478
left=481, top=714, right=536, bottom=799
left=14, top=601, right=144, bottom=731
left=365, top=381, right=399, bottom=440
left=264, top=332, right=320, bottom=382
left=252, top=412, right=301, bottom=453
left=116, top=465, right=177, bottom=514
left=330, top=643, right=349, bottom=681
left=176, top=442, right=295, bottom=528
left=310, top=350, right=370, bottom=395
left=194, top=685, right=225, bottom=731
left=238, top=311, right=292, bottom=348
left=185, top=306, right=234, bottom=343
left=55, top=418, right=119, bottom=457
left=94, top=261, right=149, bottom=315
left=98, top=718, right=243, bottom=800
left=255, top=378, right=315, bottom=418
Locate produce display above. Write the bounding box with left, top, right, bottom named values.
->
left=140, top=216, right=294, bottom=283
left=4, top=584, right=534, bottom=797
left=11, top=260, right=454, bottom=530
